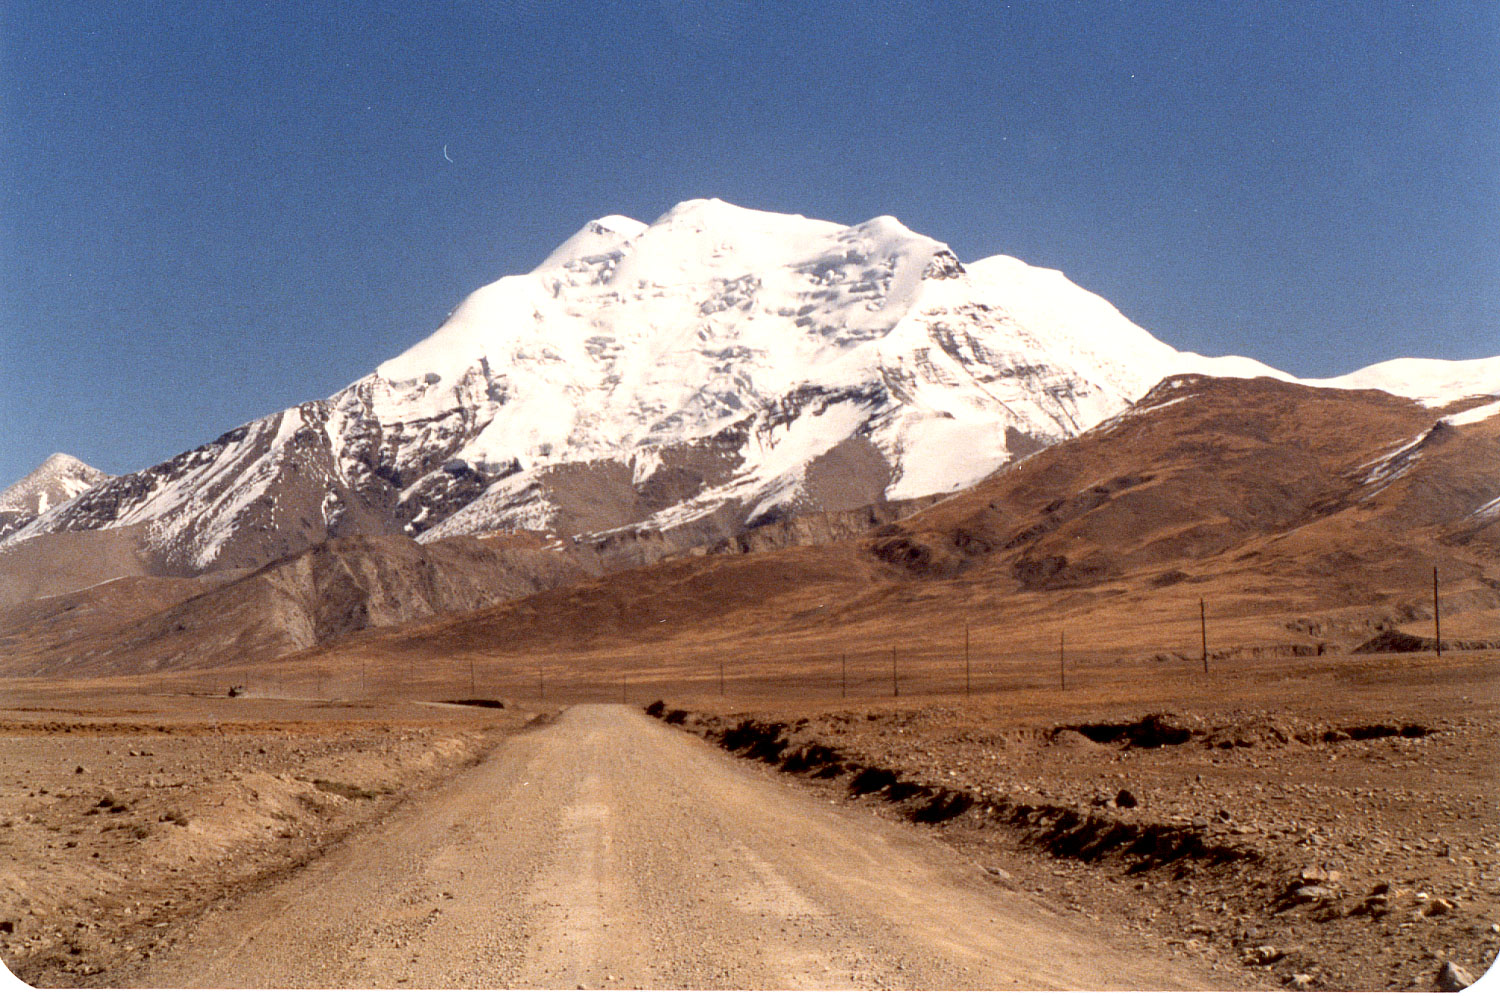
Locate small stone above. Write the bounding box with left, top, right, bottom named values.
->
left=1427, top=898, right=1456, bottom=916
left=1437, top=961, right=1474, bottom=992
left=1291, top=885, right=1339, bottom=904
left=1243, top=945, right=1282, bottom=965
left=74, top=766, right=86, bottom=775
left=1115, top=788, right=1138, bottom=808
left=1286, top=972, right=1316, bottom=991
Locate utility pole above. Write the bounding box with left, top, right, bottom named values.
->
left=1200, top=597, right=1209, bottom=674
left=964, top=623, right=971, bottom=697
left=1434, top=566, right=1442, bottom=658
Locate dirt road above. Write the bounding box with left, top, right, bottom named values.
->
left=118, top=704, right=1212, bottom=989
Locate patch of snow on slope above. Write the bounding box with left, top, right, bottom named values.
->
left=1354, top=429, right=1436, bottom=502
left=1443, top=398, right=1500, bottom=427
left=417, top=469, right=561, bottom=539
left=1309, top=356, right=1500, bottom=406
left=885, top=417, right=1012, bottom=499
left=1126, top=395, right=1196, bottom=419
left=738, top=398, right=876, bottom=519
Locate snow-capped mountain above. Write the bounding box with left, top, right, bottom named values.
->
left=0, top=454, right=113, bottom=541
left=6, top=199, right=1496, bottom=574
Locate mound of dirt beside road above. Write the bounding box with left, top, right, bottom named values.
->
left=652, top=653, right=1500, bottom=992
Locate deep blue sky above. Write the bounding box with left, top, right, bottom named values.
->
left=2, top=1, right=1497, bottom=484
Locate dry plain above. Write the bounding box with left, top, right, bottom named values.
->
left=0, top=643, right=1495, bottom=990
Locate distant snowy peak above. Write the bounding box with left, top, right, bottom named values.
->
left=0, top=453, right=113, bottom=543
left=0, top=453, right=111, bottom=515
left=1308, top=356, right=1500, bottom=407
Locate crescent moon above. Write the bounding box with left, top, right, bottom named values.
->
left=443, top=144, right=453, bottom=163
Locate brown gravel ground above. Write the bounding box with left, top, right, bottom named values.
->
left=656, top=650, right=1500, bottom=992
left=0, top=690, right=523, bottom=987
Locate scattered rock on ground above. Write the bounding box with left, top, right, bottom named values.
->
left=1437, top=960, right=1475, bottom=992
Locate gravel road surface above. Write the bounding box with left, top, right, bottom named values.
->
left=121, top=704, right=1210, bottom=989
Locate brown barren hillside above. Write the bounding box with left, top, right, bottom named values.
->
left=274, top=376, right=1498, bottom=689
left=0, top=497, right=933, bottom=679
left=5, top=376, right=1496, bottom=689
left=0, top=532, right=595, bottom=678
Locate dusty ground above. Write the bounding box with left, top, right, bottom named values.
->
left=106, top=705, right=1218, bottom=990
left=0, top=650, right=1494, bottom=991
left=655, top=650, right=1500, bottom=992
left=0, top=690, right=521, bottom=987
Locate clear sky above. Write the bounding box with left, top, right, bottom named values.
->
left=2, top=0, right=1497, bottom=485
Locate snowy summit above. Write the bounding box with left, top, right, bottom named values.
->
left=0, top=453, right=113, bottom=541
left=0, top=453, right=111, bottom=517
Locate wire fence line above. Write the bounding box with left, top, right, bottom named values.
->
left=123, top=633, right=1463, bottom=707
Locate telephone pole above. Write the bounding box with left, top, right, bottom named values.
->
left=1200, top=598, right=1209, bottom=674
left=964, top=623, right=971, bottom=697
left=1434, top=566, right=1442, bottom=658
